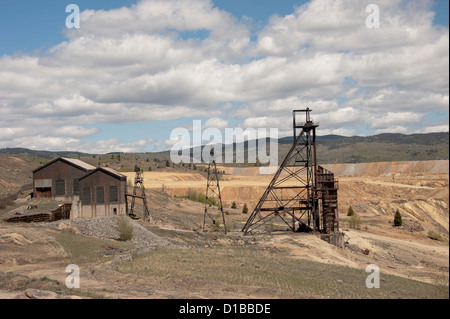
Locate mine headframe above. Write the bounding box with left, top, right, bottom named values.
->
left=242, top=108, right=323, bottom=234
left=203, top=147, right=227, bottom=234
left=125, top=165, right=150, bottom=220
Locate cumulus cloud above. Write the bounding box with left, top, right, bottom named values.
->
left=0, top=0, right=448, bottom=153
left=203, top=117, right=229, bottom=129
left=415, top=125, right=450, bottom=134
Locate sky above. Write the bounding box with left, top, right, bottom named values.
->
left=0, top=0, right=448, bottom=153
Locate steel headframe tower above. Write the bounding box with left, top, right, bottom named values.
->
left=203, top=148, right=227, bottom=234
left=242, top=108, right=320, bottom=234
left=126, top=165, right=150, bottom=220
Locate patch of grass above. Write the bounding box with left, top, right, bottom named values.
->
left=0, top=271, right=108, bottom=299
left=40, top=276, right=60, bottom=285
left=179, top=188, right=218, bottom=207
left=428, top=231, right=447, bottom=242
left=349, top=214, right=362, bottom=230
left=116, top=246, right=449, bottom=299
left=53, top=230, right=132, bottom=264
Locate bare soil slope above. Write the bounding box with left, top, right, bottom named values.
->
left=0, top=160, right=448, bottom=299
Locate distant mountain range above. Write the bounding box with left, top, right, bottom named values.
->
left=0, top=132, right=448, bottom=164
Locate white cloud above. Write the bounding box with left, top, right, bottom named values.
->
left=0, top=0, right=448, bottom=152
left=53, top=126, right=99, bottom=138
left=415, top=125, right=450, bottom=134
left=369, top=112, right=424, bottom=129
left=317, top=128, right=356, bottom=136
left=203, top=117, right=229, bottom=129
left=374, top=126, right=409, bottom=134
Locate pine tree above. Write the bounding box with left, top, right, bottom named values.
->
left=347, top=206, right=355, bottom=216
left=394, top=209, right=402, bottom=227
left=231, top=201, right=237, bottom=209
left=242, top=203, right=248, bottom=214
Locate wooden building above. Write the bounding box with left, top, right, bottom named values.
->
left=74, top=167, right=127, bottom=218
left=33, top=158, right=128, bottom=219
left=33, top=157, right=96, bottom=200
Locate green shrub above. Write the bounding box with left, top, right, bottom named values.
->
left=116, top=215, right=133, bottom=241
left=185, top=188, right=217, bottom=206
left=349, top=214, right=361, bottom=230
left=428, top=231, right=445, bottom=242
left=394, top=209, right=402, bottom=227
left=242, top=203, right=248, bottom=214
left=347, top=206, right=355, bottom=216
left=231, top=201, right=237, bottom=209
left=210, top=221, right=222, bottom=232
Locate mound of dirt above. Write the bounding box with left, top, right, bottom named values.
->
left=217, top=160, right=449, bottom=178
left=0, top=232, right=32, bottom=246
left=42, top=216, right=171, bottom=248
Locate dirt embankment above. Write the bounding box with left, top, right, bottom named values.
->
left=323, top=160, right=449, bottom=178
left=128, top=160, right=448, bottom=241
left=0, top=156, right=37, bottom=200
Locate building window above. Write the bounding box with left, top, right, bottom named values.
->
left=96, top=186, right=105, bottom=204
left=55, top=179, right=65, bottom=196
left=110, top=186, right=118, bottom=203
left=73, top=179, right=80, bottom=195
left=82, top=187, right=91, bottom=205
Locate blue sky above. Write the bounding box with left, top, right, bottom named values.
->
left=0, top=0, right=315, bottom=55
left=0, top=0, right=448, bottom=153
left=1, top=0, right=448, bottom=56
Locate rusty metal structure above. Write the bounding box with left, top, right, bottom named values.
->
left=242, top=108, right=339, bottom=236
left=126, top=166, right=149, bottom=220
left=203, top=148, right=227, bottom=234
left=317, top=166, right=339, bottom=233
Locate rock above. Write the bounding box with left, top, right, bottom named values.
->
left=37, top=216, right=171, bottom=249
left=114, top=254, right=132, bottom=263
left=337, top=280, right=343, bottom=284
left=24, top=289, right=58, bottom=299
left=0, top=233, right=32, bottom=246
left=57, top=223, right=81, bottom=235
left=18, top=289, right=84, bottom=299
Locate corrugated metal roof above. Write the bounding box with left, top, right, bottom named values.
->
left=61, top=157, right=96, bottom=171
left=33, top=157, right=96, bottom=173
left=78, top=166, right=127, bottom=181
left=101, top=167, right=126, bottom=178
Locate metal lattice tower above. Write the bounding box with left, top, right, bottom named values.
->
left=242, top=108, right=320, bottom=234
left=126, top=166, right=150, bottom=220
left=203, top=148, right=227, bottom=234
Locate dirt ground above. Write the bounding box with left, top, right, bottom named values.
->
left=0, top=160, right=448, bottom=299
